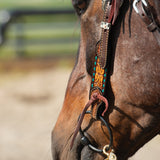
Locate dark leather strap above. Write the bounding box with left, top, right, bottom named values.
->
left=136, top=1, right=160, bottom=46
left=100, top=3, right=111, bottom=69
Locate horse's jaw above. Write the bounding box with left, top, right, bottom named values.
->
left=107, top=103, right=160, bottom=159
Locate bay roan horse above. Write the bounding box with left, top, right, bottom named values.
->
left=52, top=0, right=160, bottom=159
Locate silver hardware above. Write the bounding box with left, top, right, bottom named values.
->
left=103, top=145, right=110, bottom=156
left=101, top=22, right=111, bottom=30
left=133, top=0, right=140, bottom=13
left=133, top=0, right=148, bottom=14
left=108, top=152, right=117, bottom=160
left=142, top=0, right=147, bottom=7
left=103, top=145, right=117, bottom=160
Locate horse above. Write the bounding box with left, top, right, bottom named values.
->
left=51, top=0, right=160, bottom=159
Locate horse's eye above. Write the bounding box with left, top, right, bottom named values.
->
left=76, top=6, right=86, bottom=16
left=73, top=1, right=87, bottom=16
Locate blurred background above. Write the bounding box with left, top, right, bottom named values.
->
left=0, top=0, right=79, bottom=60
left=0, top=0, right=159, bottom=160
left=0, top=0, right=78, bottom=160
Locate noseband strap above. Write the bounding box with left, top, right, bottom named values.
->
left=70, top=92, right=109, bottom=150
left=79, top=115, right=113, bottom=154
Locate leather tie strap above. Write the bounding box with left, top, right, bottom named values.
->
left=70, top=93, right=109, bottom=150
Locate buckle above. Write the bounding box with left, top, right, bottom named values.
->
left=100, top=22, right=111, bottom=30
left=133, top=0, right=148, bottom=14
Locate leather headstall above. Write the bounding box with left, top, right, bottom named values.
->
left=70, top=1, right=118, bottom=160
left=70, top=1, right=159, bottom=160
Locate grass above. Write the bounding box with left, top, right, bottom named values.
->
left=6, top=22, right=80, bottom=39
left=0, top=42, right=79, bottom=59
left=0, top=0, right=72, bottom=9
left=17, top=14, right=78, bottom=23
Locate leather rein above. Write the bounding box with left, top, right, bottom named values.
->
left=70, top=0, right=160, bottom=160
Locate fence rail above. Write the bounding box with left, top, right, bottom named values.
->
left=0, top=9, right=79, bottom=59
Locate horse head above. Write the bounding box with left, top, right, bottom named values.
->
left=52, top=0, right=160, bottom=159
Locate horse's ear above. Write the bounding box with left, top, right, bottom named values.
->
left=72, top=0, right=90, bottom=16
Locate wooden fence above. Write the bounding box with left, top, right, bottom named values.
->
left=0, top=9, right=80, bottom=59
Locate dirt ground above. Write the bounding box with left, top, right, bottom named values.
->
left=0, top=66, right=159, bottom=160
